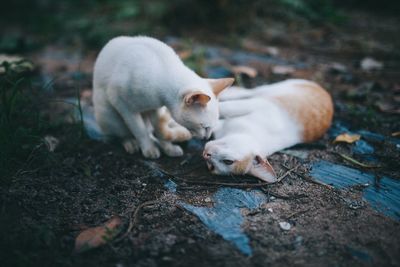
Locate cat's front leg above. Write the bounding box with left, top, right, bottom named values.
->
left=156, top=140, right=184, bottom=157
left=125, top=113, right=160, bottom=159
left=109, top=98, right=160, bottom=158
left=122, top=138, right=140, bottom=154
left=150, top=108, right=192, bottom=142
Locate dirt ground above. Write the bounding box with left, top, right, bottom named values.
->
left=1, top=8, right=400, bottom=267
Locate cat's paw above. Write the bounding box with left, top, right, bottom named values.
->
left=170, top=126, right=192, bottom=142
left=122, top=139, right=139, bottom=154
left=141, top=143, right=161, bottom=159
left=160, top=142, right=184, bottom=157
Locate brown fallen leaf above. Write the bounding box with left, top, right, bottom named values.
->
left=230, top=65, right=258, bottom=78
left=74, top=216, right=122, bottom=253
left=177, top=50, right=192, bottom=60
left=333, top=133, right=361, bottom=144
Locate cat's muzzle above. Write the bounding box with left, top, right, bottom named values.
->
left=203, top=151, right=215, bottom=171
left=206, top=161, right=215, bottom=172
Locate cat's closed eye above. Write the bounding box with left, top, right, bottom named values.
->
left=222, top=159, right=234, bottom=165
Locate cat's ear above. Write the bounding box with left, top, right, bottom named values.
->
left=248, top=155, right=277, bottom=183
left=206, top=78, right=235, bottom=96
left=184, top=91, right=211, bottom=107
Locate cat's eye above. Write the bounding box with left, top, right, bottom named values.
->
left=222, top=159, right=234, bottom=165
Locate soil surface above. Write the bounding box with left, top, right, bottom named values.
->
left=1, top=8, right=400, bottom=267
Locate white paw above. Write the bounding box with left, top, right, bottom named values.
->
left=141, top=142, right=161, bottom=159
left=171, top=127, right=192, bottom=142
left=163, top=144, right=184, bottom=157
left=157, top=140, right=184, bottom=157
left=122, top=139, right=139, bottom=154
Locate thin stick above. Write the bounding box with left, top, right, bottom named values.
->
left=337, top=153, right=380, bottom=169
left=180, top=166, right=298, bottom=187
left=281, top=164, right=334, bottom=189
left=259, top=187, right=308, bottom=200
left=126, top=200, right=158, bottom=233
left=115, top=200, right=158, bottom=242
left=286, top=208, right=311, bottom=220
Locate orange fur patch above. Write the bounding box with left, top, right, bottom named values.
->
left=271, top=82, right=334, bottom=143
left=232, top=155, right=253, bottom=174
left=157, top=111, right=174, bottom=141
left=157, top=110, right=190, bottom=142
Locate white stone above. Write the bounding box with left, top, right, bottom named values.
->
left=361, top=57, right=383, bottom=71
left=279, top=221, right=291, bottom=231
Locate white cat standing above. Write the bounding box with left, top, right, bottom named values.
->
left=93, top=36, right=233, bottom=158
left=203, top=79, right=334, bottom=182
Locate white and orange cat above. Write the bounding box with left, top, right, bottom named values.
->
left=93, top=36, right=234, bottom=158
left=203, top=79, right=333, bottom=182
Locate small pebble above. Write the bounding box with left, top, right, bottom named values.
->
left=142, top=183, right=147, bottom=187
left=267, top=208, right=273, bottom=213
left=360, top=57, right=383, bottom=71
left=204, top=197, right=212, bottom=203
left=270, top=196, right=276, bottom=201
left=279, top=221, right=291, bottom=231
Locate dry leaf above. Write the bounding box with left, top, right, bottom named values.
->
left=391, top=131, right=400, bottom=137
left=333, top=133, right=361, bottom=144
left=231, top=65, right=258, bottom=78
left=177, top=50, right=192, bottom=60
left=74, top=216, right=122, bottom=253
left=43, top=135, right=60, bottom=152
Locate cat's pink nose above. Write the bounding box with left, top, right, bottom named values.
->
left=203, top=151, right=211, bottom=159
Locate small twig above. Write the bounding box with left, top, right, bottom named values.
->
left=281, top=164, right=334, bottom=189
left=275, top=165, right=299, bottom=183
left=286, top=208, right=311, bottom=220
left=260, top=187, right=308, bottom=200
left=126, top=200, right=158, bottom=233
left=178, top=166, right=299, bottom=188
left=180, top=180, right=270, bottom=187
left=115, top=200, right=158, bottom=242
left=336, top=153, right=380, bottom=169
left=175, top=162, right=205, bottom=175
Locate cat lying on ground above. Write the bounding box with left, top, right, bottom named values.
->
left=203, top=79, right=333, bottom=182
left=93, top=36, right=234, bottom=158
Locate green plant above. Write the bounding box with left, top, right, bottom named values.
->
left=0, top=62, right=49, bottom=183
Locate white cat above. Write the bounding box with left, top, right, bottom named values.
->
left=93, top=36, right=234, bottom=158
left=203, top=79, right=334, bottom=182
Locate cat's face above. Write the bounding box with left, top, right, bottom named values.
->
left=171, top=78, right=234, bottom=139
left=175, top=96, right=218, bottom=139
left=203, top=139, right=277, bottom=183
